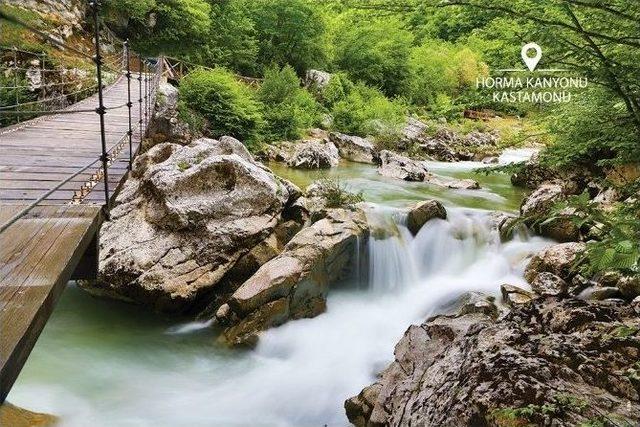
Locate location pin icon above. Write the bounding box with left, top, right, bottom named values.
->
left=521, top=42, right=542, bottom=71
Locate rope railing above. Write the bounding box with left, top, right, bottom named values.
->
left=0, top=1, right=163, bottom=233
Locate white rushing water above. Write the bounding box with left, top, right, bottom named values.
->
left=11, top=202, right=551, bottom=426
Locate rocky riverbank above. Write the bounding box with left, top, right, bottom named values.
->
left=346, top=155, right=640, bottom=426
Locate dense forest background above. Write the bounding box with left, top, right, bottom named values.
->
left=2, top=0, right=640, bottom=276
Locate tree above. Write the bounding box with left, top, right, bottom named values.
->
left=334, top=17, right=414, bottom=97
left=249, top=0, right=328, bottom=75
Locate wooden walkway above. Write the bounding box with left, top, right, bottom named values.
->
left=0, top=76, right=143, bottom=204
left=0, top=75, right=149, bottom=403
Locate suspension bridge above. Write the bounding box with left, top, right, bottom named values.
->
left=0, top=4, right=163, bottom=404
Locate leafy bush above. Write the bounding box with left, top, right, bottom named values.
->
left=334, top=18, right=413, bottom=97
left=180, top=68, right=264, bottom=147
left=258, top=65, right=321, bottom=140
left=541, top=88, right=639, bottom=169
left=405, top=40, right=487, bottom=108
left=330, top=83, right=407, bottom=137
left=320, top=72, right=354, bottom=108
left=315, top=178, right=364, bottom=209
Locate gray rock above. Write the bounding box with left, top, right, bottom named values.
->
left=378, top=150, right=428, bottom=181
left=520, top=183, right=565, bottom=217
left=218, top=209, right=369, bottom=346
left=378, top=150, right=480, bottom=189
left=346, top=298, right=640, bottom=426
left=617, top=275, right=640, bottom=299
left=328, top=132, right=377, bottom=164
left=87, top=138, right=298, bottom=313
left=582, top=286, right=622, bottom=301
left=524, top=243, right=586, bottom=283
left=531, top=272, right=568, bottom=296
left=305, top=69, right=332, bottom=89
left=287, top=140, right=339, bottom=169
left=147, top=82, right=193, bottom=146
left=406, top=199, right=447, bottom=235
left=501, top=284, right=536, bottom=306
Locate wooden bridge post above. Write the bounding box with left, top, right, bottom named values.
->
left=124, top=39, right=133, bottom=170
left=90, top=0, right=110, bottom=215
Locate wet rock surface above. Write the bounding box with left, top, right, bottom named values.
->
left=406, top=199, right=447, bottom=235
left=345, top=297, right=640, bottom=427
left=217, top=208, right=369, bottom=346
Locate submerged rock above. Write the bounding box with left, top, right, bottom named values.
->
left=87, top=137, right=300, bottom=313
left=329, top=132, right=377, bottom=164
left=345, top=297, right=640, bottom=426
left=217, top=208, right=369, bottom=346
left=406, top=199, right=447, bottom=235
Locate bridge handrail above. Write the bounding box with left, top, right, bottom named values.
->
left=0, top=2, right=163, bottom=233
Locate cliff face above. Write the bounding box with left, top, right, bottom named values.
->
left=5, top=0, right=86, bottom=25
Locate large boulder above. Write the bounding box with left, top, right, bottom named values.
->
left=406, top=199, right=447, bottom=235
left=345, top=297, right=640, bottom=426
left=524, top=242, right=586, bottom=283
left=378, top=151, right=480, bottom=189
left=86, top=137, right=300, bottom=313
left=217, top=208, right=369, bottom=346
left=520, top=183, right=581, bottom=242
left=287, top=140, right=340, bottom=169
left=329, top=132, right=377, bottom=164
left=147, top=82, right=193, bottom=146
left=520, top=183, right=565, bottom=217
left=378, top=150, right=428, bottom=181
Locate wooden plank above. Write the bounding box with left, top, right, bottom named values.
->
left=0, top=205, right=102, bottom=403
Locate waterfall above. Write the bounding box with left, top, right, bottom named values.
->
left=11, top=203, right=553, bottom=427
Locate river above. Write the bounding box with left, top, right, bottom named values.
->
left=9, top=149, right=552, bottom=426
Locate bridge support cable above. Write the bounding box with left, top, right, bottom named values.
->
left=90, top=0, right=111, bottom=216
left=138, top=54, right=144, bottom=141
left=125, top=40, right=134, bottom=170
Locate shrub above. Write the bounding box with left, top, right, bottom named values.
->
left=331, top=83, right=407, bottom=137
left=258, top=65, right=322, bottom=140
left=180, top=68, right=264, bottom=147
left=315, top=178, right=364, bottom=209
left=405, top=40, right=488, bottom=108
left=319, top=72, right=354, bottom=108
left=334, top=18, right=413, bottom=97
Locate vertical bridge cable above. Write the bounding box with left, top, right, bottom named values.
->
left=90, top=0, right=110, bottom=215
left=125, top=40, right=133, bottom=170
left=138, top=54, right=143, bottom=141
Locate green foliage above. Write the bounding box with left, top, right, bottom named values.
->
left=404, top=40, right=487, bottom=108
left=258, top=65, right=321, bottom=140
left=315, top=178, right=364, bottom=209
left=545, top=192, right=640, bottom=275
left=104, top=0, right=155, bottom=23
left=330, top=83, right=407, bottom=137
left=320, top=72, right=354, bottom=108
left=249, top=0, right=327, bottom=75
left=541, top=88, right=639, bottom=169
left=176, top=100, right=205, bottom=134
left=180, top=68, right=264, bottom=147
left=334, top=17, right=413, bottom=97
left=187, top=0, right=258, bottom=75
left=129, top=0, right=212, bottom=55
